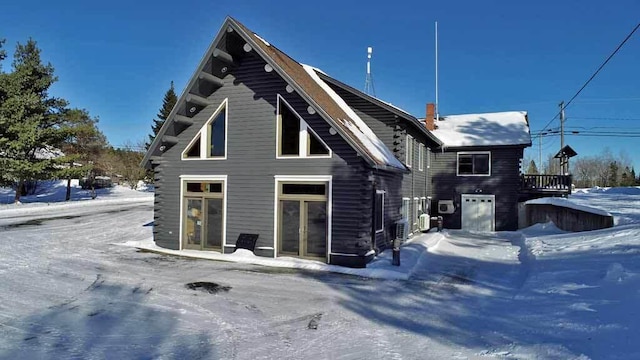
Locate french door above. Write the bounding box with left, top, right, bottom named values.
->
left=278, top=182, right=327, bottom=260
left=183, top=181, right=224, bottom=250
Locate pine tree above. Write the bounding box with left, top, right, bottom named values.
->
left=146, top=81, right=177, bottom=149
left=526, top=159, right=539, bottom=174
left=0, top=39, right=7, bottom=187
left=0, top=39, right=70, bottom=202
left=608, top=161, right=619, bottom=187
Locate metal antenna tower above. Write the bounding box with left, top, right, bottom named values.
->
left=364, top=47, right=376, bottom=97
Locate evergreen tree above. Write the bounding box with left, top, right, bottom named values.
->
left=0, top=38, right=6, bottom=70
left=0, top=39, right=70, bottom=202
left=59, top=108, right=107, bottom=200
left=526, top=159, right=539, bottom=174
left=0, top=39, right=8, bottom=187
left=608, top=161, right=619, bottom=187
left=146, top=81, right=177, bottom=149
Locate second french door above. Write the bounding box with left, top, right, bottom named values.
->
left=278, top=182, right=328, bottom=260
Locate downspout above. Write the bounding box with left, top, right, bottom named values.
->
left=370, top=170, right=378, bottom=254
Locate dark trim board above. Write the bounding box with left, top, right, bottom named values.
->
left=330, top=252, right=375, bottom=268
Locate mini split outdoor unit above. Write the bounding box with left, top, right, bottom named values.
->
left=438, top=200, right=455, bottom=214
left=395, top=219, right=409, bottom=241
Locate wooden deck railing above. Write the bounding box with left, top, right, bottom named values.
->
left=520, top=174, right=572, bottom=194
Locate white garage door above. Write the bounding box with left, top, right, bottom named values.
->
left=461, top=194, right=495, bottom=231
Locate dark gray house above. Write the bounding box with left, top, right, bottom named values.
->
left=142, top=17, right=440, bottom=267
left=426, top=111, right=532, bottom=231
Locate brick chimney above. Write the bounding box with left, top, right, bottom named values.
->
left=425, top=103, right=436, bottom=131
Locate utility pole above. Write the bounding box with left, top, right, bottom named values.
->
left=435, top=21, right=439, bottom=121
left=538, top=133, right=542, bottom=170
left=559, top=101, right=565, bottom=151
left=559, top=101, right=566, bottom=175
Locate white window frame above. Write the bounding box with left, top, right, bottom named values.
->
left=405, top=135, right=413, bottom=168
left=276, top=94, right=331, bottom=159
left=418, top=143, right=424, bottom=171
left=457, top=151, right=491, bottom=176
left=181, top=98, right=228, bottom=160
left=178, top=175, right=228, bottom=251
left=375, top=190, right=385, bottom=233
left=401, top=198, right=410, bottom=221
left=273, top=175, right=333, bottom=260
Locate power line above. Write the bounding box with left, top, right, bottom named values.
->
left=533, top=22, right=640, bottom=140
left=569, top=116, right=640, bottom=121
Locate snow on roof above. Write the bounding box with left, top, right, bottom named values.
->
left=525, top=197, right=612, bottom=217
left=301, top=64, right=406, bottom=170
left=253, top=33, right=270, bottom=46
left=432, top=111, right=531, bottom=147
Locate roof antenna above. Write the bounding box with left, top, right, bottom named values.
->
left=435, top=21, right=439, bottom=121
left=364, top=46, right=376, bottom=97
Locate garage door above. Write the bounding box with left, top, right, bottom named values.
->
left=461, top=194, right=495, bottom=231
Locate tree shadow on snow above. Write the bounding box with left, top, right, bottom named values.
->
left=316, top=236, right=640, bottom=359
left=0, top=181, right=115, bottom=205
left=0, top=281, right=214, bottom=359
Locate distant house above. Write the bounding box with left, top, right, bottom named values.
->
left=143, top=16, right=562, bottom=267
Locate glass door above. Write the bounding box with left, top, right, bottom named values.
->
left=204, top=198, right=223, bottom=249
left=277, top=182, right=328, bottom=260
left=182, top=181, right=224, bottom=250
left=303, top=201, right=327, bottom=258
left=184, top=198, right=203, bottom=250
left=279, top=200, right=301, bottom=255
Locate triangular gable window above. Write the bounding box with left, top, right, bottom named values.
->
left=184, top=134, right=201, bottom=158
left=277, top=94, right=330, bottom=158
left=308, top=129, right=329, bottom=156
left=182, top=99, right=228, bottom=160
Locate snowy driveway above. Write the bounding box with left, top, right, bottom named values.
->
left=1, top=190, right=639, bottom=359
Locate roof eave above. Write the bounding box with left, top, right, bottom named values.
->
left=142, top=16, right=235, bottom=168
left=317, top=73, right=443, bottom=147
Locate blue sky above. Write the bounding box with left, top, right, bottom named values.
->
left=1, top=0, right=639, bottom=170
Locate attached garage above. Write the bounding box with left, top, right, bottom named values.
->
left=461, top=194, right=495, bottom=231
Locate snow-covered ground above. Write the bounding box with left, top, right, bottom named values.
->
left=0, top=183, right=639, bottom=359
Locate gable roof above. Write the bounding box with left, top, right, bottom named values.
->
left=431, top=111, right=532, bottom=148
left=554, top=145, right=577, bottom=158
left=143, top=17, right=407, bottom=172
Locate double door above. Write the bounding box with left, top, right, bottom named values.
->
left=278, top=182, right=327, bottom=260
left=461, top=194, right=495, bottom=231
left=183, top=181, right=224, bottom=250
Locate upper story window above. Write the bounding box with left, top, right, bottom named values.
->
left=457, top=151, right=491, bottom=176
left=182, top=99, right=228, bottom=160
left=277, top=95, right=330, bottom=158
left=406, top=135, right=413, bottom=168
